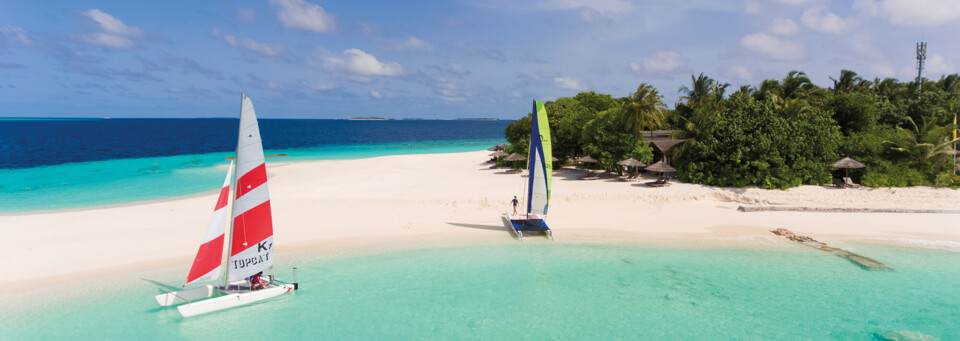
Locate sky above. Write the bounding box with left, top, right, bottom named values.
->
left=1, top=0, right=959, bottom=119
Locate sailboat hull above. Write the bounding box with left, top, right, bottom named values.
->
left=155, top=285, right=216, bottom=307
left=177, top=284, right=295, bottom=317
left=506, top=213, right=552, bottom=240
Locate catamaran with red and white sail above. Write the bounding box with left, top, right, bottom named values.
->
left=154, top=93, right=297, bottom=317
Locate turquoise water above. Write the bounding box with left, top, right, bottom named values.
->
left=3, top=243, right=958, bottom=339
left=0, top=139, right=502, bottom=213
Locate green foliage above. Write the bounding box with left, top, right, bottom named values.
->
left=827, top=92, right=878, bottom=134
left=861, top=160, right=930, bottom=187
left=676, top=99, right=840, bottom=189
left=572, top=91, right=618, bottom=113
left=581, top=109, right=653, bottom=170
left=503, top=70, right=960, bottom=189
left=934, top=172, right=960, bottom=188
left=620, top=83, right=667, bottom=135
left=546, top=96, right=603, bottom=162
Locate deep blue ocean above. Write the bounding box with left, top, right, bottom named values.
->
left=1, top=118, right=510, bottom=169
left=0, top=118, right=509, bottom=212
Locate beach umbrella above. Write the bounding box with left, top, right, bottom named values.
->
left=487, top=143, right=507, bottom=151
left=617, top=158, right=646, bottom=175
left=504, top=153, right=527, bottom=161
left=552, top=157, right=559, bottom=162
left=645, top=161, right=676, bottom=173
left=830, top=157, right=866, bottom=178
left=573, top=156, right=598, bottom=164
left=617, top=158, right=646, bottom=168
left=489, top=151, right=509, bottom=157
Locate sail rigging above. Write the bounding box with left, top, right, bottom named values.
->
left=526, top=100, right=552, bottom=216
left=227, top=93, right=275, bottom=282
left=184, top=161, right=233, bottom=286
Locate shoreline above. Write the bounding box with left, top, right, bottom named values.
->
left=2, top=150, right=958, bottom=293
left=0, top=138, right=505, bottom=215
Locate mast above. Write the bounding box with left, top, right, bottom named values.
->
left=222, top=92, right=244, bottom=287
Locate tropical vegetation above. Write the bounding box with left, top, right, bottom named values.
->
left=503, top=70, right=960, bottom=189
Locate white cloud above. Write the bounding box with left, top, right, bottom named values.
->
left=770, top=18, right=799, bottom=35
left=319, top=48, right=404, bottom=77
left=554, top=76, right=584, bottom=90
left=211, top=28, right=286, bottom=57
left=80, top=9, right=144, bottom=49
left=0, top=26, right=33, bottom=45
left=856, top=0, right=960, bottom=27
left=370, top=90, right=382, bottom=98
left=731, top=65, right=753, bottom=80
left=801, top=8, right=851, bottom=33
left=237, top=7, right=256, bottom=23
left=924, top=54, right=954, bottom=75
left=740, top=32, right=804, bottom=61
left=84, top=9, right=143, bottom=37
left=536, top=0, right=631, bottom=13
left=397, top=36, right=432, bottom=52
left=271, top=0, right=335, bottom=33
left=744, top=0, right=760, bottom=14
left=641, top=50, right=685, bottom=73
left=773, top=0, right=809, bottom=5
left=478, top=0, right=630, bottom=23
left=577, top=7, right=613, bottom=23
left=870, top=63, right=896, bottom=78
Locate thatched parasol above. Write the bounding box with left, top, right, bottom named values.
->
left=574, top=156, right=598, bottom=163
left=552, top=157, right=559, bottom=162
left=831, top=157, right=866, bottom=169
left=831, top=157, right=866, bottom=178
left=487, top=143, right=507, bottom=151
left=617, top=158, right=646, bottom=168
left=504, top=153, right=527, bottom=161
left=489, top=151, right=509, bottom=157
left=645, top=161, right=676, bottom=173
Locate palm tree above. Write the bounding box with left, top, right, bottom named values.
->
left=679, top=73, right=730, bottom=105
left=621, top=83, right=666, bottom=138
left=884, top=117, right=959, bottom=173
left=678, top=73, right=714, bottom=104
left=830, top=70, right=872, bottom=94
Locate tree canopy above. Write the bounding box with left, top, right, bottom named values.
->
left=503, top=70, right=960, bottom=188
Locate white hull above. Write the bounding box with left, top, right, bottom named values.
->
left=177, top=284, right=295, bottom=317
left=155, top=285, right=216, bottom=307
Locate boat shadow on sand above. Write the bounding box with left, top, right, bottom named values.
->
left=446, top=222, right=513, bottom=237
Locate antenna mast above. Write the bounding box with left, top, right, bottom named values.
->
left=916, top=42, right=927, bottom=93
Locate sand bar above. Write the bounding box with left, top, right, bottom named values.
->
left=1, top=150, right=958, bottom=291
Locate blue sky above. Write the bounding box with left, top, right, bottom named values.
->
left=1, top=0, right=958, bottom=119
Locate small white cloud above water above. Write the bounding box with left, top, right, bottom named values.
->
left=740, top=32, right=804, bottom=61
left=554, top=76, right=585, bottom=90
left=271, top=0, right=335, bottom=33
left=80, top=9, right=144, bottom=49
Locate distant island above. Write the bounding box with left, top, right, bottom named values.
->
left=349, top=117, right=392, bottom=121
left=455, top=118, right=499, bottom=121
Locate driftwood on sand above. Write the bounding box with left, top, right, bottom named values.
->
left=770, top=228, right=891, bottom=270
left=740, top=206, right=960, bottom=214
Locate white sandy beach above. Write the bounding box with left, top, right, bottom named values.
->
left=2, top=150, right=959, bottom=291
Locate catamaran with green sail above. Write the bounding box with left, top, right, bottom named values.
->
left=507, top=100, right=553, bottom=240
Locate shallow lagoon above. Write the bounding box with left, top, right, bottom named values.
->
left=0, top=138, right=503, bottom=213
left=3, top=243, right=958, bottom=339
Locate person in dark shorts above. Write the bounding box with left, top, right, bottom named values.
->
left=511, top=196, right=519, bottom=216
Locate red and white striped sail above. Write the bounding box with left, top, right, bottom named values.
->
left=227, top=94, right=275, bottom=282
left=185, top=161, right=233, bottom=286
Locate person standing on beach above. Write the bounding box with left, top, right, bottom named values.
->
left=511, top=196, right=519, bottom=216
